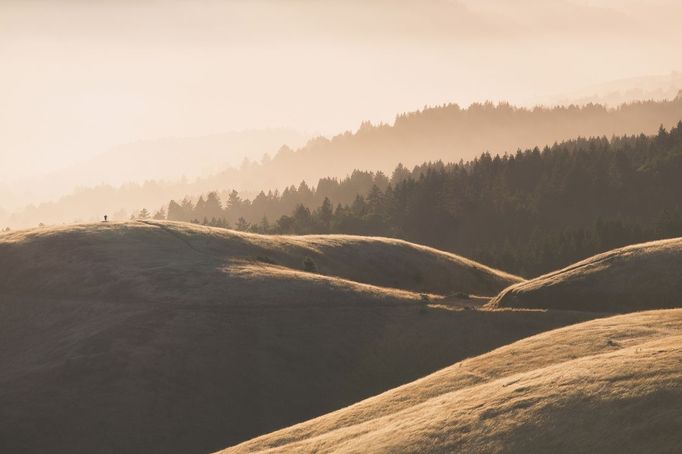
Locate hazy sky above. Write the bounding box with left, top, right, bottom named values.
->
left=1, top=0, right=681, bottom=181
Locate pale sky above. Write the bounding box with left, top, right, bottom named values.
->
left=1, top=0, right=681, bottom=182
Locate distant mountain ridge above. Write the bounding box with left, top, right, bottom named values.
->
left=61, top=128, right=309, bottom=187
left=0, top=128, right=308, bottom=212
left=250, top=96, right=682, bottom=188
left=4, top=97, right=682, bottom=228
left=549, top=71, right=682, bottom=107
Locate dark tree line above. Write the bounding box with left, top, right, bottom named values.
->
left=165, top=122, right=682, bottom=277
left=165, top=169, right=390, bottom=230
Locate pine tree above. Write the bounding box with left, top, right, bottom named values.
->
left=167, top=200, right=183, bottom=221
left=205, top=192, right=223, bottom=219
left=316, top=197, right=333, bottom=232
left=259, top=216, right=271, bottom=233
left=236, top=217, right=250, bottom=231
left=153, top=207, right=166, bottom=220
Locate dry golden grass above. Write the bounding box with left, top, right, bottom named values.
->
left=2, top=221, right=595, bottom=454
left=0, top=220, right=520, bottom=303
left=220, top=309, right=682, bottom=453
left=488, top=237, right=682, bottom=312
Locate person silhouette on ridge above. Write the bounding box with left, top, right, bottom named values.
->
left=104, top=215, right=108, bottom=222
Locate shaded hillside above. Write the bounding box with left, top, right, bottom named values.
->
left=0, top=222, right=591, bottom=454
left=488, top=237, right=682, bottom=313
left=221, top=309, right=682, bottom=453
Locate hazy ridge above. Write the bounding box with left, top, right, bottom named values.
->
left=4, top=96, right=682, bottom=229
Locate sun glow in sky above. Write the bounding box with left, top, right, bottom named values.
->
left=1, top=0, right=681, bottom=182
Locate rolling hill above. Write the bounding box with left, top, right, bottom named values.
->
left=488, top=237, right=682, bottom=312
left=0, top=221, right=596, bottom=454
left=0, top=220, right=521, bottom=299
left=220, top=309, right=682, bottom=453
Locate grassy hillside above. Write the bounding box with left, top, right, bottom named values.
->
left=0, top=221, right=594, bottom=454
left=221, top=309, right=682, bottom=453
left=488, top=237, right=682, bottom=312
left=0, top=220, right=520, bottom=300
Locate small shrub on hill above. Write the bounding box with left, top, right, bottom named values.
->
left=303, top=256, right=317, bottom=273
left=256, top=255, right=276, bottom=264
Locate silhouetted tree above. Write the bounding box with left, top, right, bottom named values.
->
left=316, top=197, right=333, bottom=233
left=153, top=207, right=166, bottom=220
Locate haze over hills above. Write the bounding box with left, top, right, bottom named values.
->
left=6, top=0, right=682, bottom=187
left=2, top=221, right=601, bottom=454
left=4, top=96, right=682, bottom=229
left=221, top=309, right=682, bottom=453
left=4, top=1, right=682, bottom=453
left=0, top=128, right=308, bottom=212
left=72, top=129, right=308, bottom=186
left=549, top=71, right=682, bottom=107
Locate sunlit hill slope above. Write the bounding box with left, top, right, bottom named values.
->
left=221, top=309, right=682, bottom=453
left=488, top=237, right=682, bottom=312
